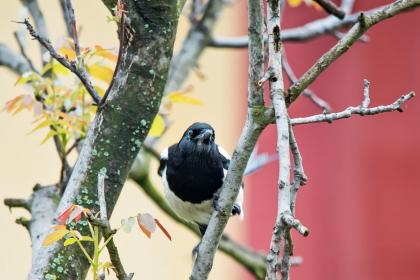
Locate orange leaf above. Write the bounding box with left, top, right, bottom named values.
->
left=42, top=228, right=69, bottom=246
left=4, top=95, right=23, bottom=113
left=52, top=225, right=67, bottom=231
left=155, top=218, right=172, bottom=241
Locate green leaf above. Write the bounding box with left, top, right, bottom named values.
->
left=28, top=119, right=51, bottom=135
left=41, top=130, right=57, bottom=144
left=79, top=236, right=94, bottom=242
left=63, top=237, right=77, bottom=246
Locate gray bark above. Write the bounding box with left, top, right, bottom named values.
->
left=29, top=0, right=184, bottom=278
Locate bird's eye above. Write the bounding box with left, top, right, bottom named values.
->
left=187, top=130, right=193, bottom=138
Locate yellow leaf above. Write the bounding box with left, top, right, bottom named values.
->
left=41, top=130, right=57, bottom=144
left=28, top=119, right=51, bottom=135
left=15, top=72, right=33, bottom=85
left=42, top=229, right=69, bottom=246
left=88, top=63, right=114, bottom=84
left=63, top=237, right=77, bottom=246
left=288, top=0, right=302, bottom=7
left=148, top=115, right=165, bottom=137
left=51, top=61, right=71, bottom=76
left=94, top=45, right=118, bottom=62
left=167, top=91, right=203, bottom=106
left=59, top=47, right=76, bottom=61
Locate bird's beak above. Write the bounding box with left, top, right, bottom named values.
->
left=195, top=129, right=213, bottom=145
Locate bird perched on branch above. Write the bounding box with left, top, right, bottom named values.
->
left=158, top=122, right=243, bottom=237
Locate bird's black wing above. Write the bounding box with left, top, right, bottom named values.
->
left=217, top=145, right=230, bottom=171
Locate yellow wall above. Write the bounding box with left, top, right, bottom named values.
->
left=0, top=0, right=247, bottom=279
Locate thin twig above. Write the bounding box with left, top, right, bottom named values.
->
left=313, top=0, right=345, bottom=19
left=20, top=0, right=49, bottom=62
left=207, top=1, right=412, bottom=48
left=362, top=79, right=371, bottom=109
left=101, top=0, right=125, bottom=105
left=19, top=19, right=101, bottom=104
left=282, top=49, right=331, bottom=112
left=97, top=170, right=133, bottom=280
left=13, top=31, right=37, bottom=73
left=58, top=0, right=73, bottom=37
left=62, top=0, right=81, bottom=61
left=286, top=0, right=420, bottom=105
left=291, top=91, right=415, bottom=126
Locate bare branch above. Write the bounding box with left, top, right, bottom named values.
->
left=291, top=91, right=415, bottom=126
left=313, top=0, right=345, bottom=19
left=281, top=213, right=309, bottom=237
left=4, top=198, right=31, bottom=212
left=20, top=19, right=101, bottom=104
left=207, top=1, right=413, bottom=48
left=165, top=0, right=227, bottom=95
left=362, top=79, right=371, bottom=108
left=58, top=0, right=73, bottom=37
left=97, top=169, right=133, bottom=280
left=13, top=31, right=37, bottom=73
left=286, top=0, right=420, bottom=105
left=282, top=50, right=331, bottom=112
left=264, top=0, right=295, bottom=278
left=61, top=0, right=82, bottom=61
left=191, top=0, right=268, bottom=278
left=0, top=43, right=31, bottom=74
left=20, top=0, right=49, bottom=59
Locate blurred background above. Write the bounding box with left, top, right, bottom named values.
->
left=1, top=0, right=419, bottom=279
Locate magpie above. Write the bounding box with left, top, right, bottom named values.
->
left=158, top=122, right=244, bottom=237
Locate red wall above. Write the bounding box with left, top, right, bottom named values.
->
left=246, top=2, right=420, bottom=279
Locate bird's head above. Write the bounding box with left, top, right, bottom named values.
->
left=178, top=122, right=216, bottom=154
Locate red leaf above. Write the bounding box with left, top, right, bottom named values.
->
left=155, top=218, right=172, bottom=241
left=58, top=205, right=75, bottom=224
left=75, top=212, right=82, bottom=223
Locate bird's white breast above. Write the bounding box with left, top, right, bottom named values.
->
left=161, top=167, right=214, bottom=225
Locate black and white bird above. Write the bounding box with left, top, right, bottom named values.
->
left=158, top=122, right=243, bottom=237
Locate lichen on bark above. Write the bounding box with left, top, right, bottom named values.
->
left=30, top=0, right=184, bottom=279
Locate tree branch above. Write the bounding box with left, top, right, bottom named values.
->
left=290, top=90, right=415, bottom=126
left=0, top=43, right=31, bottom=74
left=19, top=19, right=101, bottom=104
left=313, top=0, right=345, bottom=19
left=286, top=0, right=420, bottom=105
left=58, top=0, right=73, bottom=37
left=264, top=1, right=303, bottom=278
left=20, top=0, right=49, bottom=60
left=207, top=1, right=414, bottom=48
left=97, top=170, right=133, bottom=280
left=13, top=31, right=37, bottom=73
left=4, top=198, right=31, bottom=211
left=30, top=0, right=185, bottom=278
left=190, top=0, right=268, bottom=278
left=164, top=0, right=227, bottom=95
left=282, top=49, right=331, bottom=112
